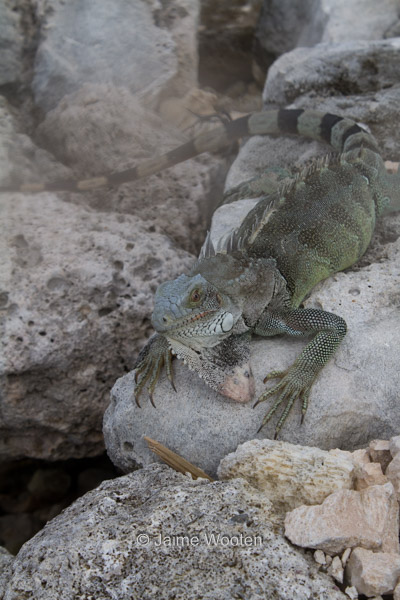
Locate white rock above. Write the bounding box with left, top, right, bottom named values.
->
left=394, top=579, right=400, bottom=600
left=341, top=547, right=352, bottom=567
left=351, top=449, right=371, bottom=467
left=284, top=483, right=399, bottom=555
left=217, top=439, right=355, bottom=513
left=346, top=547, right=400, bottom=596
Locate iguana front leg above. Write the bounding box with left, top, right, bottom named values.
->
left=133, top=334, right=176, bottom=407
left=254, top=308, right=347, bottom=437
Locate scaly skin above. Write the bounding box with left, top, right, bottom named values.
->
left=133, top=109, right=400, bottom=436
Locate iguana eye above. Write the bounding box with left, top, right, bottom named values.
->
left=190, top=289, right=201, bottom=303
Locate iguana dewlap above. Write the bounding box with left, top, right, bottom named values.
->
left=3, top=109, right=400, bottom=436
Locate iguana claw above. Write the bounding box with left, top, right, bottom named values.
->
left=133, top=334, right=175, bottom=407
left=254, top=365, right=313, bottom=438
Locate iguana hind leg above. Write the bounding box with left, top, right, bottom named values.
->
left=254, top=308, right=347, bottom=437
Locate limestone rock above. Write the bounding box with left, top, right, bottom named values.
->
left=284, top=483, right=399, bottom=555
left=344, top=586, right=358, bottom=600
left=354, top=462, right=387, bottom=491
left=1, top=194, right=193, bottom=462
left=0, top=1, right=23, bottom=86
left=263, top=38, right=400, bottom=106
left=368, top=440, right=392, bottom=473
left=328, top=555, right=344, bottom=584
left=255, top=0, right=399, bottom=65
left=394, top=580, right=400, bottom=600
left=3, top=465, right=348, bottom=600
left=32, top=0, right=199, bottom=112
left=346, top=547, right=400, bottom=596
left=36, top=84, right=221, bottom=254
left=385, top=454, right=400, bottom=502
left=351, top=449, right=370, bottom=468
left=314, top=549, right=326, bottom=565
left=217, top=439, right=354, bottom=513
left=390, top=435, right=400, bottom=457
left=0, top=546, right=13, bottom=597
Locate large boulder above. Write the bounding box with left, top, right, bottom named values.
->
left=32, top=0, right=199, bottom=112
left=0, top=193, right=193, bottom=462
left=2, top=464, right=348, bottom=600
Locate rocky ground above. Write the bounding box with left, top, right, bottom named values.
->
left=1, top=0, right=400, bottom=598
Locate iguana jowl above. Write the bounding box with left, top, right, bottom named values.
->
left=3, top=109, right=400, bottom=436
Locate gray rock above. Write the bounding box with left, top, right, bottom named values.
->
left=3, top=464, right=348, bottom=599
left=35, top=84, right=222, bottom=254
left=0, top=194, right=193, bottom=462
left=264, top=38, right=400, bottom=105
left=255, top=0, right=399, bottom=62
left=0, top=1, right=23, bottom=86
left=32, top=0, right=198, bottom=112
left=0, top=546, right=13, bottom=597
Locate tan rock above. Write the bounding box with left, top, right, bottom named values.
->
left=354, top=462, right=388, bottom=491
left=368, top=439, right=391, bottom=472
left=314, top=549, right=326, bottom=565
left=284, top=483, right=399, bottom=555
left=344, top=585, right=358, bottom=599
left=328, top=555, right=344, bottom=583
left=351, top=448, right=371, bottom=467
left=386, top=454, right=400, bottom=502
left=394, top=580, right=400, bottom=600
left=346, top=547, right=400, bottom=596
left=390, top=435, right=400, bottom=458
left=341, top=547, right=352, bottom=567
left=218, top=439, right=355, bottom=513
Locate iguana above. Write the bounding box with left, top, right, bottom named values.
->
left=3, top=109, right=400, bottom=436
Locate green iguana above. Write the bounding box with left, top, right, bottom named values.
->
left=3, top=109, right=400, bottom=436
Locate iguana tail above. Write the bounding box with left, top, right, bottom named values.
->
left=0, top=109, right=383, bottom=194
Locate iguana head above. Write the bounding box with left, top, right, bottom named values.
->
left=150, top=253, right=284, bottom=403
left=151, top=273, right=241, bottom=351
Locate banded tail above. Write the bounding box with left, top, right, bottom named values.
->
left=0, top=109, right=381, bottom=194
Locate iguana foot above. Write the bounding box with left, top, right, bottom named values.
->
left=133, top=334, right=176, bottom=407
left=254, top=366, right=312, bottom=438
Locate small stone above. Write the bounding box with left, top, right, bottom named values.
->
left=390, top=436, right=400, bottom=458
left=368, top=440, right=391, bottom=473
left=344, top=585, right=358, bottom=599
left=325, top=554, right=333, bottom=566
left=341, top=547, right=352, bottom=567
left=346, top=547, right=400, bottom=596
left=328, top=555, right=344, bottom=583
left=354, top=462, right=388, bottom=491
left=385, top=454, right=400, bottom=503
left=351, top=448, right=371, bottom=467
left=284, top=483, right=399, bottom=554
left=314, top=549, right=326, bottom=565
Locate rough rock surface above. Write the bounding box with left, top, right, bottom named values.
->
left=346, top=547, right=400, bottom=597
left=35, top=84, right=221, bottom=254
left=263, top=38, right=400, bottom=105
left=3, top=465, right=348, bottom=600
left=0, top=546, right=13, bottom=597
left=217, top=439, right=355, bottom=513
left=0, top=1, right=24, bottom=86
left=284, top=483, right=399, bottom=555
left=32, top=0, right=199, bottom=112
left=255, top=0, right=399, bottom=64
left=385, top=454, right=400, bottom=502
left=1, top=194, right=193, bottom=462
left=354, top=462, right=387, bottom=491
left=368, top=439, right=392, bottom=472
